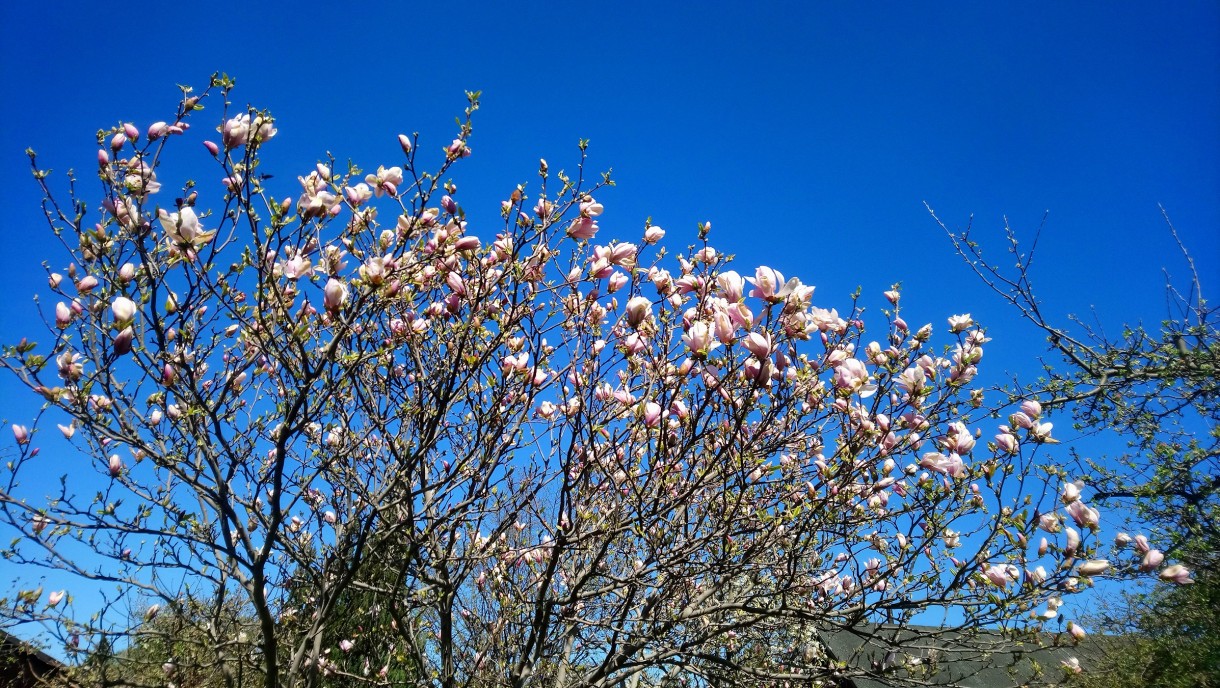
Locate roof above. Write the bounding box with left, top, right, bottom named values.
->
left=822, top=624, right=1101, bottom=688
left=0, top=628, right=67, bottom=687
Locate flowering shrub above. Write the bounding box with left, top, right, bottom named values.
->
left=0, top=76, right=1186, bottom=687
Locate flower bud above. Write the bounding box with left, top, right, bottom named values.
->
left=113, top=327, right=134, bottom=355
left=398, top=134, right=412, bottom=155
left=55, top=302, right=72, bottom=328
left=112, top=296, right=137, bottom=322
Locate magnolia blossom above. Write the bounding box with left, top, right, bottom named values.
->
left=624, top=297, right=652, bottom=329
left=364, top=166, right=404, bottom=197
left=919, top=451, right=965, bottom=478
left=834, top=359, right=877, bottom=398
left=324, top=278, right=350, bottom=312
left=47, top=590, right=66, bottom=607
left=1139, top=549, right=1165, bottom=572
left=1077, top=560, right=1109, bottom=577
left=159, top=206, right=213, bottom=247
left=682, top=321, right=720, bottom=357
left=747, top=266, right=784, bottom=301
left=111, top=296, right=137, bottom=322
left=947, top=313, right=973, bottom=333
left=1160, top=564, right=1194, bottom=584
left=567, top=217, right=599, bottom=240
left=1067, top=622, right=1088, bottom=641
left=1030, top=421, right=1057, bottom=443
left=12, top=424, right=29, bottom=445
left=221, top=113, right=277, bottom=148
left=1066, top=500, right=1099, bottom=528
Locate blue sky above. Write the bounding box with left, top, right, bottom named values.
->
left=0, top=0, right=1216, bottom=641
left=2, top=2, right=1215, bottom=375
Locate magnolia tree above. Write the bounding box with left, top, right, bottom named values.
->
left=0, top=77, right=1174, bottom=688
left=932, top=209, right=1216, bottom=686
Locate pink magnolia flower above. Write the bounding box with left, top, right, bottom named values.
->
left=111, top=296, right=137, bottom=322
left=834, top=359, right=877, bottom=398
left=1061, top=657, right=1082, bottom=674
left=643, top=225, right=665, bottom=244
left=682, top=321, right=720, bottom=357
left=1060, top=482, right=1081, bottom=504
left=324, top=279, right=350, bottom=312
left=713, top=311, right=737, bottom=344
left=1077, top=560, right=1109, bottom=577
left=567, top=217, right=599, bottom=240
left=1134, top=534, right=1151, bottom=554
left=113, top=328, right=134, bottom=355
left=996, top=433, right=1020, bottom=458
left=1038, top=512, right=1062, bottom=533
left=339, top=639, right=355, bottom=652
left=669, top=399, right=689, bottom=419
left=920, top=452, right=966, bottom=478
left=608, top=242, right=638, bottom=268
left=624, top=297, right=652, bottom=329
left=365, top=166, right=404, bottom=197
left=47, top=590, right=66, bottom=607
left=158, top=206, right=211, bottom=246
left=1159, top=564, right=1194, bottom=584
left=1020, top=399, right=1042, bottom=419
left=1065, top=527, right=1081, bottom=555
left=607, top=271, right=629, bottom=293
left=277, top=254, right=312, bottom=280
left=896, top=366, right=926, bottom=395
left=108, top=454, right=123, bottom=477
left=742, top=332, right=772, bottom=359
left=947, top=313, right=973, bottom=333
left=641, top=401, right=662, bottom=428
left=221, top=113, right=276, bottom=149
left=747, top=266, right=784, bottom=301
left=1139, top=549, right=1165, bottom=572
left=983, top=563, right=1016, bottom=587
left=12, top=424, right=29, bottom=445
left=1066, top=500, right=1099, bottom=528
left=1067, top=622, right=1088, bottom=640
left=447, top=139, right=471, bottom=158
left=944, top=421, right=976, bottom=454
left=55, top=302, right=72, bottom=328
left=1030, top=421, right=1057, bottom=443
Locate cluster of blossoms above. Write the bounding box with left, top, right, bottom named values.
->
left=1, top=82, right=1190, bottom=687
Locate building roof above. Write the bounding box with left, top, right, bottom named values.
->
left=822, top=624, right=1100, bottom=688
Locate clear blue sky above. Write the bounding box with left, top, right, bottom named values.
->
left=0, top=0, right=1216, bottom=634
left=2, top=2, right=1215, bottom=375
